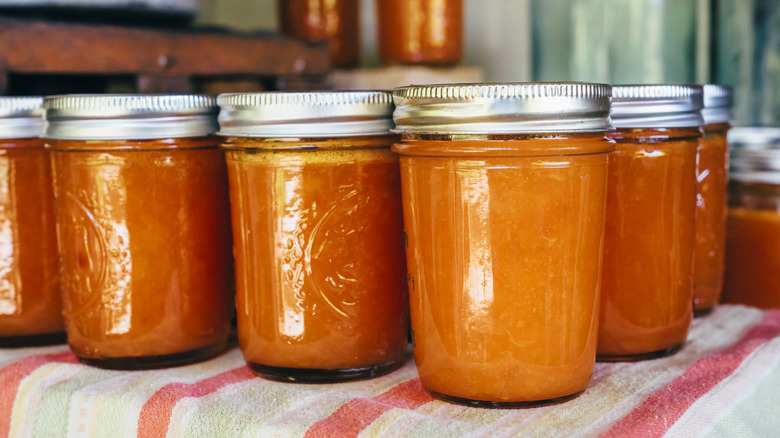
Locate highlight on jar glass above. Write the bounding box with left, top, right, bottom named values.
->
left=392, top=83, right=613, bottom=407
left=598, top=85, right=703, bottom=361
left=693, top=84, right=733, bottom=316
left=722, top=127, right=780, bottom=309
left=44, top=95, right=234, bottom=369
left=376, top=0, right=463, bottom=66
left=217, top=91, right=408, bottom=383
left=278, top=0, right=360, bottom=68
left=0, top=97, right=65, bottom=348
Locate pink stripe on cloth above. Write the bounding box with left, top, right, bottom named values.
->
left=601, top=310, right=780, bottom=438
left=137, top=366, right=255, bottom=438
left=0, top=351, right=78, bottom=437
left=304, top=378, right=433, bottom=438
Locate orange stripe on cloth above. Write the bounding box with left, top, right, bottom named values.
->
left=0, top=351, right=78, bottom=437
left=304, top=378, right=433, bottom=438
left=601, top=310, right=780, bottom=438
left=137, top=366, right=255, bottom=438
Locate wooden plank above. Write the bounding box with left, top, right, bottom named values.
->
left=0, top=18, right=330, bottom=77
left=136, top=74, right=190, bottom=93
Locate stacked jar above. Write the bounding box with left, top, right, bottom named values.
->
left=217, top=91, right=409, bottom=382
left=0, top=97, right=64, bottom=347
left=599, top=85, right=703, bottom=361
left=44, top=95, right=234, bottom=369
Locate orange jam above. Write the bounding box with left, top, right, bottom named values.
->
left=693, top=122, right=729, bottom=315
left=0, top=137, right=64, bottom=347
left=394, top=133, right=611, bottom=406
left=49, top=137, right=233, bottom=368
left=223, top=136, right=408, bottom=382
left=722, top=180, right=780, bottom=309
left=598, top=127, right=699, bottom=360
left=376, top=0, right=463, bottom=65
left=278, top=0, right=360, bottom=68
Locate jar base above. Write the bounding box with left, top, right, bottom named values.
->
left=75, top=342, right=227, bottom=370
left=694, top=306, right=715, bottom=318
left=597, top=342, right=684, bottom=362
left=426, top=389, right=585, bottom=409
left=0, top=331, right=67, bottom=348
left=247, top=358, right=404, bottom=383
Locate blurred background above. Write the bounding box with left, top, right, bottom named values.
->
left=0, top=0, right=777, bottom=126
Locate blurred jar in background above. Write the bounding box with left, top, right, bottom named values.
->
left=278, top=0, right=360, bottom=68
left=46, top=95, right=234, bottom=369
left=531, top=0, right=697, bottom=83
left=376, top=0, right=463, bottom=66
left=0, top=97, right=64, bottom=347
left=722, top=128, right=780, bottom=309
left=693, top=85, right=733, bottom=316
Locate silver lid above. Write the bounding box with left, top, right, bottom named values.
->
left=217, top=91, right=394, bottom=137
left=702, top=84, right=733, bottom=125
left=611, top=85, right=704, bottom=129
left=392, top=82, right=612, bottom=134
left=729, top=127, right=780, bottom=184
left=44, top=94, right=219, bottom=140
left=0, top=96, right=44, bottom=139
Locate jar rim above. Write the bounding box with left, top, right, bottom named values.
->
left=0, top=96, right=44, bottom=139
left=611, top=84, right=704, bottom=128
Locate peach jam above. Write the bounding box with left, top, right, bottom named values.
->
left=392, top=83, right=613, bottom=407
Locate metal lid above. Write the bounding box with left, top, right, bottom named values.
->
left=44, top=94, right=219, bottom=140
left=729, top=127, right=780, bottom=184
left=611, top=85, right=704, bottom=129
left=702, top=84, right=733, bottom=125
left=392, top=82, right=612, bottom=134
left=217, top=91, right=394, bottom=137
left=0, top=96, right=44, bottom=139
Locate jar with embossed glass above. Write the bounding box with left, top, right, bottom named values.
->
left=0, top=97, right=65, bottom=347
left=44, top=95, right=234, bottom=369
left=218, top=91, right=408, bottom=382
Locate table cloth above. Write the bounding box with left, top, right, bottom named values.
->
left=1, top=304, right=779, bottom=437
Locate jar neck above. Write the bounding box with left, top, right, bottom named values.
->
left=704, top=122, right=731, bottom=137
left=46, top=136, right=218, bottom=151
left=393, top=132, right=613, bottom=157
left=219, top=134, right=397, bottom=151
left=0, top=137, right=45, bottom=149
left=607, top=127, right=702, bottom=143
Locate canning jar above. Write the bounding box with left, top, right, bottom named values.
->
left=0, top=97, right=64, bottom=347
left=693, top=85, right=732, bottom=316
left=722, top=128, right=780, bottom=309
left=392, top=83, right=612, bottom=407
left=218, top=91, right=408, bottom=382
left=278, top=0, right=359, bottom=68
left=598, top=85, right=703, bottom=361
left=376, top=0, right=463, bottom=66
left=45, top=95, right=233, bottom=369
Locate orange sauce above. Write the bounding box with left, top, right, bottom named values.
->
left=0, top=138, right=64, bottom=346
left=224, top=136, right=408, bottom=380
left=598, top=128, right=698, bottom=359
left=693, top=123, right=729, bottom=314
left=376, top=0, right=463, bottom=65
left=278, top=0, right=360, bottom=68
left=393, top=134, right=611, bottom=404
left=50, top=137, right=233, bottom=368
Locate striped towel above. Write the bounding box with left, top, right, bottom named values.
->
left=1, top=304, right=779, bottom=437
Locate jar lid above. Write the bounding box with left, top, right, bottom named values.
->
left=702, top=84, right=733, bottom=125
left=392, top=82, right=612, bottom=134
left=729, top=127, right=780, bottom=184
left=0, top=96, right=44, bottom=139
left=611, top=85, right=704, bottom=129
left=44, top=94, right=219, bottom=140
left=217, top=91, right=394, bottom=137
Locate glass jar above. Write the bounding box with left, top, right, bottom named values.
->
left=722, top=128, right=780, bottom=309
left=218, top=92, right=408, bottom=382
left=278, top=0, right=360, bottom=68
left=693, top=85, right=732, bottom=316
left=44, top=95, right=233, bottom=369
left=376, top=0, right=463, bottom=66
left=0, top=97, right=64, bottom=347
left=392, top=83, right=612, bottom=407
left=599, top=85, right=703, bottom=361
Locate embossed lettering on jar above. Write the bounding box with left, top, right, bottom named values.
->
left=218, top=91, right=408, bottom=383
left=45, top=95, right=234, bottom=369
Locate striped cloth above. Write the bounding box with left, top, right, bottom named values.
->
left=1, top=304, right=779, bottom=438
